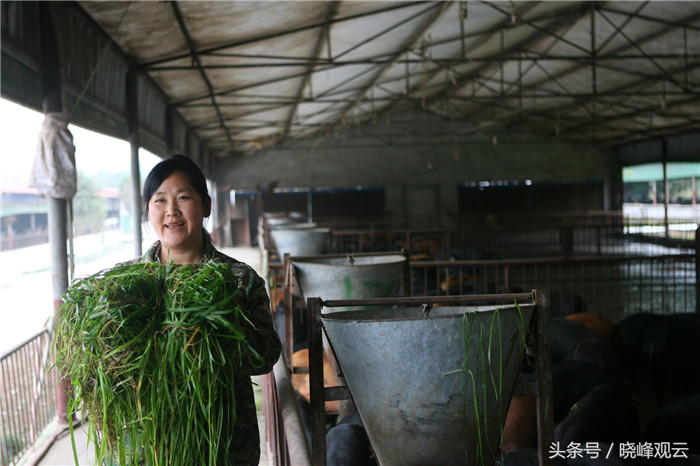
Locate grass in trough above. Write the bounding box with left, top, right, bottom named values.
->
left=456, top=301, right=528, bottom=465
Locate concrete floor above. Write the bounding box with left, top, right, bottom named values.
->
left=32, top=246, right=275, bottom=466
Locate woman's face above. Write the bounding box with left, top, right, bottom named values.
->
left=148, top=171, right=209, bottom=255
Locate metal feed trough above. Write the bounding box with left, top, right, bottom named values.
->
left=270, top=226, right=331, bottom=258
left=306, top=291, right=555, bottom=466
left=281, top=251, right=411, bottom=364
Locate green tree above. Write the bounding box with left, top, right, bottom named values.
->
left=73, top=171, right=106, bottom=234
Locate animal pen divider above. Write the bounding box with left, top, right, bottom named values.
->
left=305, top=291, right=555, bottom=466
left=411, top=253, right=697, bottom=322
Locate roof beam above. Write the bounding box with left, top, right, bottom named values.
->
left=281, top=1, right=339, bottom=142
left=168, top=0, right=235, bottom=152
left=328, top=1, right=450, bottom=134
left=449, top=6, right=700, bottom=135
left=598, top=4, right=700, bottom=33
left=377, top=1, right=571, bottom=119
left=140, top=2, right=429, bottom=69
left=145, top=53, right=700, bottom=71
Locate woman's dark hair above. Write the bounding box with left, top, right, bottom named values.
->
left=142, top=154, right=211, bottom=219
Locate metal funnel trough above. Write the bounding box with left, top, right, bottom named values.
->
left=293, top=254, right=406, bottom=313
left=264, top=211, right=305, bottom=226
left=321, top=303, right=534, bottom=466
left=270, top=227, right=331, bottom=258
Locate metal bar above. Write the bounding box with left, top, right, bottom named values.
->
left=140, top=2, right=430, bottom=68
left=446, top=8, right=700, bottom=141
left=307, top=297, right=326, bottom=466
left=262, top=374, right=279, bottom=466
left=39, top=1, right=70, bottom=426
left=379, top=1, right=544, bottom=118
left=0, top=329, right=59, bottom=465
left=283, top=254, right=294, bottom=365
left=333, top=2, right=449, bottom=129
left=324, top=386, right=350, bottom=401
left=533, top=289, right=554, bottom=466
left=598, top=6, right=694, bottom=94
left=321, top=292, right=533, bottom=308
left=491, top=1, right=590, bottom=55
left=169, top=1, right=235, bottom=149
left=599, top=4, right=700, bottom=32
left=0, top=329, right=51, bottom=359
left=516, top=13, right=700, bottom=139
left=282, top=2, right=338, bottom=141
left=272, top=354, right=312, bottom=466
left=126, top=67, right=142, bottom=257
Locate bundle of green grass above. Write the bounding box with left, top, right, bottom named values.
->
left=55, top=261, right=261, bottom=466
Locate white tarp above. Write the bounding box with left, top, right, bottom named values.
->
left=29, top=112, right=76, bottom=199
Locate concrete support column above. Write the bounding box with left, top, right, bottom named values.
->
left=127, top=68, right=142, bottom=257
left=40, top=1, right=70, bottom=424
left=48, top=197, right=70, bottom=422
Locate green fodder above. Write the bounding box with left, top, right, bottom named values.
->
left=55, top=261, right=261, bottom=466
left=459, top=302, right=529, bottom=466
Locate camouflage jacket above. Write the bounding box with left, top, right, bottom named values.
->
left=129, top=235, right=281, bottom=465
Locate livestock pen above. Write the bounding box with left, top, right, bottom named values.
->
left=259, top=212, right=698, bottom=465
left=410, top=254, right=696, bottom=323
left=261, top=214, right=697, bottom=322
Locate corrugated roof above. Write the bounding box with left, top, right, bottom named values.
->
left=5, top=1, right=700, bottom=159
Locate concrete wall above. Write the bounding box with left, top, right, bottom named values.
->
left=215, top=109, right=619, bottom=217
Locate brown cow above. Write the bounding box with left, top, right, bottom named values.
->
left=501, top=395, right=538, bottom=451
left=292, top=348, right=341, bottom=413
left=565, top=312, right=616, bottom=341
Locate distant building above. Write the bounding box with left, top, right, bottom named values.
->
left=1, top=182, right=121, bottom=251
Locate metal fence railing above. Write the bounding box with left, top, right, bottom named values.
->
left=1, top=329, right=58, bottom=466
left=410, top=254, right=697, bottom=323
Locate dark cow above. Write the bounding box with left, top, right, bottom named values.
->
left=552, top=360, right=621, bottom=423
left=274, top=294, right=308, bottom=353
left=645, top=319, right=700, bottom=405
left=326, top=409, right=377, bottom=466
left=614, top=313, right=700, bottom=405
left=295, top=391, right=312, bottom=449
left=550, top=317, right=598, bottom=364
left=565, top=337, right=625, bottom=378
left=565, top=313, right=616, bottom=341
left=613, top=313, right=669, bottom=383
left=640, top=394, right=700, bottom=462
left=554, top=384, right=639, bottom=447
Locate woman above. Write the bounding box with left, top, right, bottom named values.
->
left=134, top=153, right=281, bottom=464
